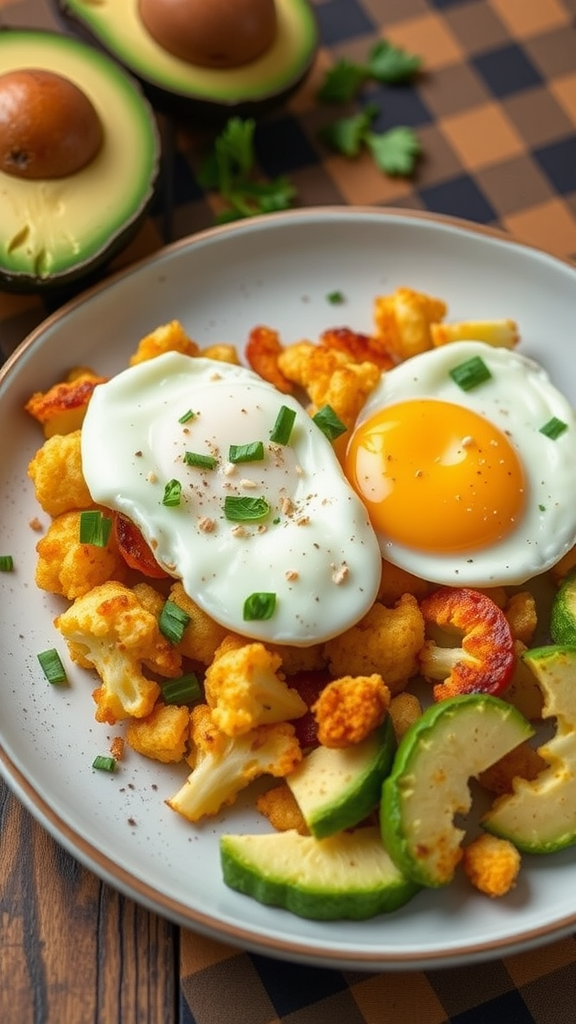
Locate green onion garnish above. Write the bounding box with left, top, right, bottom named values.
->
left=224, top=495, right=271, bottom=522
left=449, top=355, right=492, bottom=391
left=37, top=648, right=67, bottom=685
left=162, top=479, right=182, bottom=507
left=539, top=417, right=568, bottom=439
left=159, top=600, right=191, bottom=644
left=162, top=673, right=202, bottom=706
left=92, top=755, right=117, bottom=772
left=0, top=555, right=14, bottom=571
left=312, top=404, right=347, bottom=441
left=270, top=405, right=296, bottom=445
left=178, top=409, right=195, bottom=423
left=327, top=290, right=345, bottom=304
left=79, top=510, right=112, bottom=547
left=229, top=441, right=264, bottom=464
left=243, top=592, right=277, bottom=621
left=183, top=451, right=218, bottom=470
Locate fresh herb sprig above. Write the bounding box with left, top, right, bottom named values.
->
left=318, top=39, right=422, bottom=103
left=319, top=103, right=421, bottom=176
left=198, top=117, right=297, bottom=224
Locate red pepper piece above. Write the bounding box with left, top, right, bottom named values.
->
left=418, top=587, right=515, bottom=701
left=113, top=511, right=168, bottom=579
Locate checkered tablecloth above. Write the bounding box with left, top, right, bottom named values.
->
left=2, top=0, right=576, bottom=1020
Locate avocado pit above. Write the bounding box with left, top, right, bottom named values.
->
left=137, top=0, right=278, bottom=68
left=0, top=68, right=103, bottom=180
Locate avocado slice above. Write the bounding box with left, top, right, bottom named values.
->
left=54, top=0, right=318, bottom=119
left=287, top=717, right=396, bottom=839
left=483, top=645, right=576, bottom=853
left=0, top=29, right=160, bottom=292
left=381, top=694, right=534, bottom=888
left=220, top=827, right=420, bottom=920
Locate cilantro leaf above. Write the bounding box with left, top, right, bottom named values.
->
left=366, top=39, right=422, bottom=83
left=364, top=126, right=421, bottom=176
left=198, top=117, right=297, bottom=222
left=319, top=103, right=378, bottom=157
left=317, top=58, right=368, bottom=103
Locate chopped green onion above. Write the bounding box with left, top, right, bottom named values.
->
left=0, top=555, right=14, bottom=571
left=79, top=510, right=112, bottom=547
left=37, top=648, right=67, bottom=685
left=92, top=755, right=117, bottom=773
left=162, top=479, right=182, bottom=507
left=539, top=417, right=568, bottom=439
left=270, top=405, right=296, bottom=445
left=224, top=495, right=271, bottom=522
left=449, top=355, right=491, bottom=391
left=229, top=441, right=264, bottom=464
left=327, top=290, right=345, bottom=304
left=243, top=592, right=277, bottom=621
left=312, top=404, right=347, bottom=441
left=178, top=409, right=196, bottom=423
left=159, top=599, right=191, bottom=644
left=162, top=673, right=202, bottom=705
left=183, top=451, right=218, bottom=470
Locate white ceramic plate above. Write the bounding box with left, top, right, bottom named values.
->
left=2, top=207, right=576, bottom=971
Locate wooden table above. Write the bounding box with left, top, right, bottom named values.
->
left=2, top=1, right=576, bottom=1022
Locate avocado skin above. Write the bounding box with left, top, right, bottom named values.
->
left=0, top=28, right=160, bottom=293
left=52, top=0, right=318, bottom=123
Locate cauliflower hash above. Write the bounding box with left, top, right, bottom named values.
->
left=25, top=287, right=555, bottom=905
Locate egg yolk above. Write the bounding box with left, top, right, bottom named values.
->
left=345, top=398, right=526, bottom=554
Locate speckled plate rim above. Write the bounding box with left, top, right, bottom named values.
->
left=2, top=206, right=576, bottom=972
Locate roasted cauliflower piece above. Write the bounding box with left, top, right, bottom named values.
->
left=129, top=319, right=199, bottom=365
left=203, top=639, right=308, bottom=737
left=35, top=508, right=126, bottom=599
left=256, top=782, right=309, bottom=834
left=373, top=286, right=447, bottom=361
left=54, top=580, right=182, bottom=724
left=126, top=703, right=190, bottom=763
left=28, top=430, right=92, bottom=516
left=312, top=673, right=391, bottom=748
left=167, top=704, right=302, bottom=822
left=323, top=594, right=425, bottom=694
left=169, top=581, right=240, bottom=665
left=25, top=368, right=107, bottom=438
left=462, top=834, right=521, bottom=897
left=277, top=341, right=380, bottom=432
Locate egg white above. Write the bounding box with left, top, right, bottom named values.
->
left=351, top=340, right=576, bottom=586
left=81, top=352, right=382, bottom=645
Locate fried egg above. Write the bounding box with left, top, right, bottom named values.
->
left=344, top=340, right=576, bottom=586
left=81, top=352, right=382, bottom=646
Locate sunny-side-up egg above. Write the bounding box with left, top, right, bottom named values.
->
left=81, top=351, right=382, bottom=646
left=344, top=340, right=576, bottom=586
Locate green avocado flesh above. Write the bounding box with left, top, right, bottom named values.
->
left=57, top=0, right=317, bottom=113
left=220, top=827, right=420, bottom=920
left=483, top=645, right=576, bottom=853
left=381, top=694, right=534, bottom=888
left=287, top=717, right=396, bottom=839
left=0, top=30, right=160, bottom=290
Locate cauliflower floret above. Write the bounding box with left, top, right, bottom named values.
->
left=54, top=580, right=182, bottom=724
left=35, top=509, right=126, bottom=599
left=277, top=341, right=380, bottom=430
left=256, top=782, right=309, bottom=834
left=378, top=560, right=430, bottom=605
left=167, top=704, right=302, bottom=821
left=462, top=834, right=521, bottom=897
left=323, top=594, right=425, bottom=694
left=129, top=320, right=199, bottom=365
left=27, top=430, right=92, bottom=516
left=25, top=368, right=108, bottom=438
left=504, top=590, right=537, bottom=645
left=373, top=286, right=447, bottom=361
left=204, top=640, right=308, bottom=736
left=126, top=703, right=190, bottom=763
left=199, top=343, right=240, bottom=365
left=312, top=674, right=391, bottom=748
left=169, top=581, right=240, bottom=665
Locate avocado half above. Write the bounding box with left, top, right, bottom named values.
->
left=53, top=0, right=318, bottom=120
left=0, top=29, right=160, bottom=293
